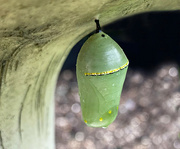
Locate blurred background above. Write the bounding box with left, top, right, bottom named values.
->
left=55, top=11, right=180, bottom=149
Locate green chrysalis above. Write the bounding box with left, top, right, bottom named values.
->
left=76, top=20, right=129, bottom=127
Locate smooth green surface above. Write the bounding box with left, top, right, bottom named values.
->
left=78, top=68, right=128, bottom=127
left=76, top=32, right=128, bottom=127
left=77, top=32, right=128, bottom=73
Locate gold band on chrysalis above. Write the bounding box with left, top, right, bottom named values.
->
left=84, top=61, right=129, bottom=76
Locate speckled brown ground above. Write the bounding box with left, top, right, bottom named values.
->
left=55, top=63, right=180, bottom=149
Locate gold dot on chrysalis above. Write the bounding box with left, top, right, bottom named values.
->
left=108, top=110, right=112, bottom=114
left=99, top=118, right=103, bottom=121
left=117, top=106, right=119, bottom=110
left=84, top=120, right=87, bottom=123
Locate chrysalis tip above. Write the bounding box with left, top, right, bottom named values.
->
left=95, top=19, right=101, bottom=33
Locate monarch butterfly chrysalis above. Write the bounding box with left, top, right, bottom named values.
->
left=76, top=19, right=129, bottom=127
